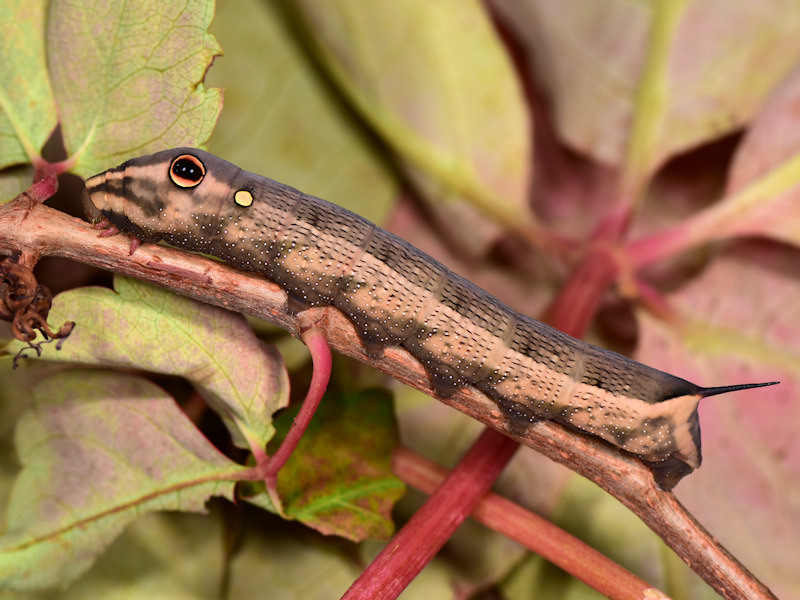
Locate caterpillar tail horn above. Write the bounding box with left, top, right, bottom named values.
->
left=698, top=381, right=779, bottom=398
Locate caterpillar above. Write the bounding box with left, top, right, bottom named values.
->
left=82, top=148, right=776, bottom=490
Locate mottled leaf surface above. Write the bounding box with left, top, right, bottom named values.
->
left=291, top=0, right=533, bottom=254
left=47, top=0, right=222, bottom=177
left=636, top=242, right=800, bottom=600
left=0, top=371, right=244, bottom=591
left=9, top=275, right=289, bottom=451
left=245, top=390, right=404, bottom=541
left=208, top=0, right=399, bottom=226
left=0, top=0, right=57, bottom=169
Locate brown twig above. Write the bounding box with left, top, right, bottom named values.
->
left=0, top=197, right=776, bottom=600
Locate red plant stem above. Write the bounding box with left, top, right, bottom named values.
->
left=545, top=248, right=618, bottom=337
left=625, top=223, right=700, bottom=271
left=26, top=163, right=59, bottom=203
left=341, top=428, right=519, bottom=600
left=547, top=201, right=628, bottom=336
left=392, top=446, right=659, bottom=600
left=263, top=327, right=331, bottom=484
left=633, top=277, right=680, bottom=325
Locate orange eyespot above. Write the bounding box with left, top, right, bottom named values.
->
left=169, top=154, right=206, bottom=188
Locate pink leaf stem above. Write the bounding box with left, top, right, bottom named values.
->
left=26, top=161, right=59, bottom=203
left=262, top=326, right=332, bottom=495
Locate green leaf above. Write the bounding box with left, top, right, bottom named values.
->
left=0, top=165, right=34, bottom=204
left=289, top=0, right=534, bottom=254
left=9, top=275, right=289, bottom=451
left=226, top=520, right=364, bottom=599
left=208, top=0, right=399, bottom=227
left=0, top=0, right=57, bottom=169
left=0, top=371, right=245, bottom=592
left=47, top=0, right=222, bottom=177
left=245, top=390, right=405, bottom=541
left=49, top=511, right=230, bottom=600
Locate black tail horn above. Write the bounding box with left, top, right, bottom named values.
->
left=698, top=381, right=779, bottom=399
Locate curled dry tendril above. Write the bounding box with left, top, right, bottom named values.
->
left=0, top=253, right=75, bottom=368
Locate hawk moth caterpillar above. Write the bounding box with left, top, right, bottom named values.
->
left=82, top=148, right=776, bottom=490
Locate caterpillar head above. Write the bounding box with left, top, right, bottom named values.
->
left=82, top=148, right=244, bottom=243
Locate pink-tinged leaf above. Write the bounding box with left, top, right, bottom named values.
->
left=0, top=0, right=57, bottom=169
left=720, top=64, right=800, bottom=246
left=493, top=0, right=800, bottom=180
left=632, top=65, right=800, bottom=266
left=635, top=241, right=800, bottom=600
left=245, top=391, right=405, bottom=542
left=48, top=0, right=222, bottom=178
left=0, top=371, right=245, bottom=592
left=9, top=275, right=289, bottom=452
left=291, top=0, right=534, bottom=255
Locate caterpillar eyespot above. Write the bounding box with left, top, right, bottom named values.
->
left=234, top=189, right=254, bottom=207
left=169, top=154, right=205, bottom=188
left=84, top=147, right=778, bottom=490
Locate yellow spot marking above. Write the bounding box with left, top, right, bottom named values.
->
left=235, top=189, right=254, bottom=207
